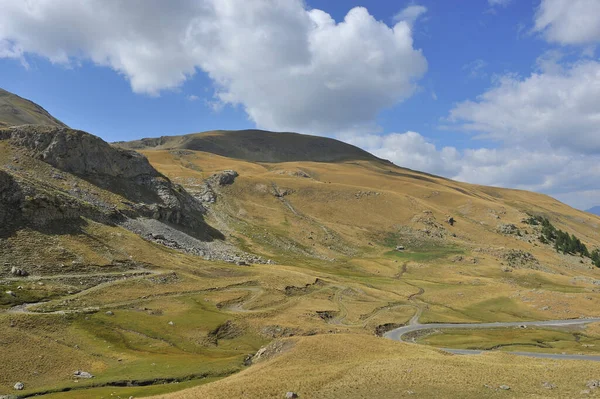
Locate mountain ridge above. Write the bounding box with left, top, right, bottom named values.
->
left=116, top=129, right=388, bottom=164
left=0, top=88, right=67, bottom=128
left=4, top=88, right=600, bottom=398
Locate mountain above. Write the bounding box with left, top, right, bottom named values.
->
left=0, top=88, right=67, bottom=128
left=587, top=206, right=600, bottom=216
left=3, top=88, right=600, bottom=398
left=116, top=129, right=383, bottom=163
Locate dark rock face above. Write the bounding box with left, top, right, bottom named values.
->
left=3, top=125, right=156, bottom=178
left=0, top=170, right=22, bottom=228
left=0, top=125, right=218, bottom=240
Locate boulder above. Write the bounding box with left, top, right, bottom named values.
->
left=73, top=370, right=93, bottom=379
left=497, top=223, right=518, bottom=235
left=10, top=267, right=28, bottom=277
left=210, top=170, right=238, bottom=186
left=285, top=392, right=299, bottom=398
left=13, top=383, right=24, bottom=391
left=499, top=385, right=510, bottom=390
left=395, top=245, right=405, bottom=251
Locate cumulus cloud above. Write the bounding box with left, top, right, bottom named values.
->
left=448, top=60, right=600, bottom=154
left=534, top=0, right=600, bottom=45
left=341, top=131, right=460, bottom=177
left=0, top=0, right=427, bottom=135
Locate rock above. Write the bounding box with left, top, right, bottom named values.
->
left=105, top=311, right=114, bottom=316
left=5, top=291, right=15, bottom=297
left=497, top=223, right=518, bottom=235
left=168, top=321, right=174, bottom=326
left=210, top=170, right=238, bottom=186
left=285, top=392, right=299, bottom=398
left=10, top=266, right=28, bottom=277
left=395, top=245, right=405, bottom=251
left=13, top=382, right=24, bottom=391
left=447, top=217, right=455, bottom=226
left=503, top=250, right=538, bottom=267
left=499, top=385, right=510, bottom=390
left=73, top=370, right=93, bottom=379
left=1, top=125, right=208, bottom=233
left=586, top=380, right=600, bottom=389
left=542, top=381, right=556, bottom=389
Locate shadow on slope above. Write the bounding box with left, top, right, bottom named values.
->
left=117, top=129, right=386, bottom=163
left=0, top=126, right=224, bottom=242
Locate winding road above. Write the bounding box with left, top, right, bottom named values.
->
left=384, top=317, right=600, bottom=361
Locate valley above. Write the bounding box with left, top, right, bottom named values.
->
left=2, top=90, right=600, bottom=398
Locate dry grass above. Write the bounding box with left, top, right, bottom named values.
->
left=4, top=144, right=600, bottom=397
left=154, top=334, right=600, bottom=399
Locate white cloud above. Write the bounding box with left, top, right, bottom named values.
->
left=187, top=94, right=199, bottom=102
left=448, top=60, right=600, bottom=155
left=0, top=0, right=427, bottom=135
left=394, top=5, right=427, bottom=26
left=341, top=130, right=600, bottom=209
left=341, top=131, right=461, bottom=177
left=488, top=0, right=512, bottom=7
left=462, top=59, right=488, bottom=79
left=534, top=0, right=600, bottom=45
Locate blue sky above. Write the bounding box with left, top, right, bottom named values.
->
left=1, top=0, right=600, bottom=209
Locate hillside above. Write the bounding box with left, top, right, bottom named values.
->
left=3, top=89, right=600, bottom=398
left=0, top=88, right=67, bottom=128
left=116, top=129, right=383, bottom=163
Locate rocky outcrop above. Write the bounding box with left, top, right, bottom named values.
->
left=209, top=170, right=238, bottom=186
left=2, top=125, right=156, bottom=178
left=0, top=125, right=216, bottom=240
left=497, top=223, right=519, bottom=235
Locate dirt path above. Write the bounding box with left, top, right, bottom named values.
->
left=4, top=269, right=160, bottom=315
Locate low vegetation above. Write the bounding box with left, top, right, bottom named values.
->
left=526, top=215, right=599, bottom=265
left=3, top=94, right=600, bottom=397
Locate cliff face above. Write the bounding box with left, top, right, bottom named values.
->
left=0, top=125, right=213, bottom=239
left=3, top=125, right=156, bottom=178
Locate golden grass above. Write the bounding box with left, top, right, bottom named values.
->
left=154, top=334, right=600, bottom=399
left=5, top=145, right=600, bottom=397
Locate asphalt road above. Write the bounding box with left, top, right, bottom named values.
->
left=384, top=318, right=600, bottom=361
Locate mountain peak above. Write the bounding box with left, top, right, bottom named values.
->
left=0, top=88, right=67, bottom=128
left=116, top=129, right=384, bottom=163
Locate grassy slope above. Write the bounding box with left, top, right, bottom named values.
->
left=0, top=88, right=67, bottom=128
left=3, top=141, right=600, bottom=397
left=155, top=334, right=600, bottom=399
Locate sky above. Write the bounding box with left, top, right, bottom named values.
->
left=1, top=0, right=600, bottom=210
